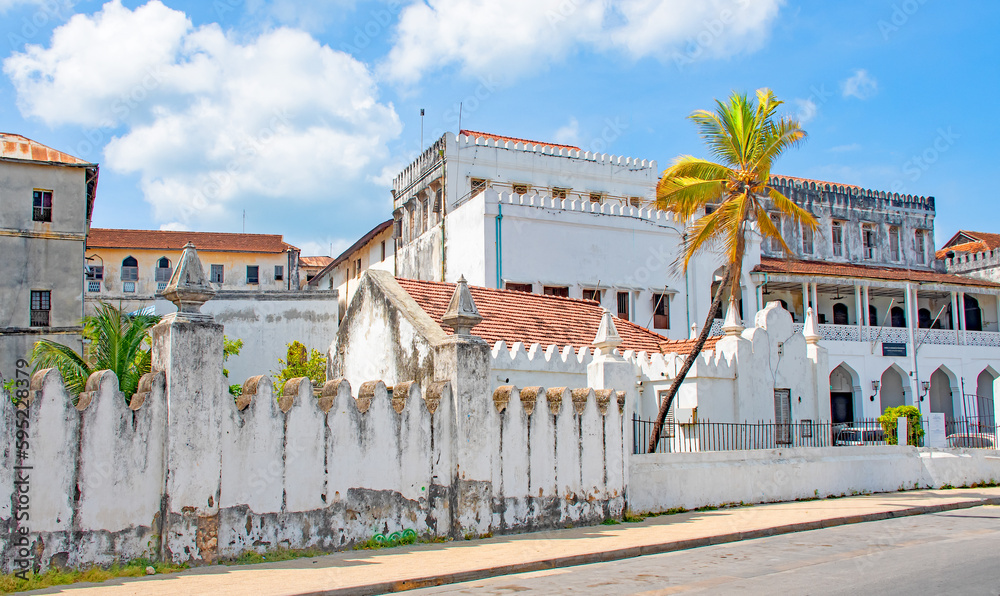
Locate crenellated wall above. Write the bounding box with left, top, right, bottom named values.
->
left=0, top=289, right=627, bottom=573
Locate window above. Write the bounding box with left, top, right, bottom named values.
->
left=274, top=265, right=284, bottom=281
left=801, top=224, right=814, bottom=255
left=656, top=390, right=676, bottom=438
left=355, top=257, right=362, bottom=278
left=890, top=306, right=906, bottom=328
left=583, top=288, right=603, bottom=303
left=86, top=265, right=104, bottom=281
left=121, top=256, right=138, bottom=281
left=889, top=226, right=900, bottom=261
left=247, top=265, right=259, bottom=285
left=774, top=388, right=792, bottom=445
left=832, top=221, right=844, bottom=257
left=862, top=224, right=876, bottom=259
left=653, top=294, right=670, bottom=329
left=380, top=240, right=386, bottom=262
left=505, top=282, right=532, bottom=293
left=915, top=230, right=926, bottom=264
left=30, top=290, right=50, bottom=327
left=210, top=264, right=224, bottom=283
left=543, top=286, right=569, bottom=297
left=589, top=192, right=604, bottom=204
left=552, top=187, right=569, bottom=200
left=32, top=190, right=52, bottom=222
left=833, top=303, right=849, bottom=325
left=918, top=308, right=932, bottom=329
left=471, top=178, right=487, bottom=195
left=869, top=305, right=878, bottom=326
left=155, top=257, right=172, bottom=282
left=512, top=183, right=528, bottom=195
left=769, top=214, right=782, bottom=252
left=629, top=197, right=642, bottom=208
left=617, top=291, right=630, bottom=321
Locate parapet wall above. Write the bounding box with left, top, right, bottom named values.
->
left=769, top=176, right=935, bottom=213
left=0, top=360, right=625, bottom=572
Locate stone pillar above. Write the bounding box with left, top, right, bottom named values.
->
left=587, top=310, right=636, bottom=498
left=151, top=243, right=225, bottom=564
left=951, top=291, right=961, bottom=343
left=905, top=283, right=922, bottom=411
left=855, top=284, right=863, bottom=330
left=958, top=291, right=967, bottom=344
left=433, top=275, right=494, bottom=537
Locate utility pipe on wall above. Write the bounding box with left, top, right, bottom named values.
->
left=495, top=199, right=503, bottom=289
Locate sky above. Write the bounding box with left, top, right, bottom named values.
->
left=1, top=0, right=996, bottom=257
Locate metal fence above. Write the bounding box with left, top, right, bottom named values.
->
left=633, top=415, right=1000, bottom=454
left=633, top=415, right=833, bottom=454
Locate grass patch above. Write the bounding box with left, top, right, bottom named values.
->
left=0, top=559, right=185, bottom=595
left=600, top=518, right=621, bottom=525
left=223, top=547, right=328, bottom=565
left=940, top=484, right=955, bottom=490
left=622, top=510, right=646, bottom=523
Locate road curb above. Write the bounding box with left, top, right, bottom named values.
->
left=298, top=495, right=1000, bottom=596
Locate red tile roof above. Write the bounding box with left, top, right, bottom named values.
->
left=754, top=257, right=1000, bottom=289
left=87, top=228, right=297, bottom=253
left=659, top=336, right=721, bottom=356
left=937, top=231, right=1000, bottom=259
left=395, top=277, right=670, bottom=353
left=0, top=133, right=94, bottom=166
left=460, top=129, right=581, bottom=152
left=299, top=256, right=334, bottom=268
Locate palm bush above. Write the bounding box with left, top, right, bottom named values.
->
left=31, top=303, right=160, bottom=401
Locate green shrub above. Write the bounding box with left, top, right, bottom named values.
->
left=878, top=405, right=924, bottom=446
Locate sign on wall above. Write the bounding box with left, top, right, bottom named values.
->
left=882, top=342, right=907, bottom=357
left=927, top=413, right=946, bottom=448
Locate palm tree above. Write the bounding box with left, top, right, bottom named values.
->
left=31, top=302, right=160, bottom=401
left=648, top=88, right=817, bottom=453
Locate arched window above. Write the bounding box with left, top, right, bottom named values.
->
left=833, top=303, right=849, bottom=325
left=964, top=295, right=983, bottom=331
left=918, top=308, right=932, bottom=329
left=890, top=306, right=906, bottom=328
left=155, top=257, right=173, bottom=283
left=868, top=305, right=878, bottom=326
left=121, top=256, right=138, bottom=281
left=778, top=299, right=788, bottom=310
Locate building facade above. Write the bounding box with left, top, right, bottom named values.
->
left=0, top=133, right=98, bottom=372
left=307, top=219, right=394, bottom=318
left=937, top=230, right=1000, bottom=284
left=85, top=229, right=301, bottom=314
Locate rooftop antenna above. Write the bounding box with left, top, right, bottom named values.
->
left=458, top=102, right=463, bottom=134
left=420, top=108, right=425, bottom=149
left=242, top=209, right=245, bottom=233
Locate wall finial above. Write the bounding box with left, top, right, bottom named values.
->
left=442, top=275, right=482, bottom=336
left=161, top=242, right=215, bottom=323
left=803, top=306, right=821, bottom=345
left=592, top=309, right=623, bottom=355
left=722, top=296, right=744, bottom=336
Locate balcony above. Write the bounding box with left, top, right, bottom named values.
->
left=709, top=319, right=1000, bottom=347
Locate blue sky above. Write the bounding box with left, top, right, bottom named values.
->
left=1, top=0, right=996, bottom=256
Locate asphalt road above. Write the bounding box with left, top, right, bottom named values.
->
left=409, top=505, right=1000, bottom=595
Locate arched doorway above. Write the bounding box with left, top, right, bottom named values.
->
left=964, top=295, right=983, bottom=331
left=833, top=303, right=849, bottom=325
left=869, top=305, right=878, bottom=326
left=977, top=369, right=997, bottom=425
left=929, top=367, right=955, bottom=422
left=830, top=364, right=857, bottom=424
left=880, top=367, right=906, bottom=412
left=890, top=306, right=906, bottom=328
left=918, top=308, right=932, bottom=328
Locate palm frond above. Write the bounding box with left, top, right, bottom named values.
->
left=30, top=339, right=91, bottom=396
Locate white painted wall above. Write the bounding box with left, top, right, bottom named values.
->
left=154, top=291, right=338, bottom=384
left=628, top=446, right=1000, bottom=514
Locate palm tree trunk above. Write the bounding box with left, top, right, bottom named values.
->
left=647, top=263, right=734, bottom=453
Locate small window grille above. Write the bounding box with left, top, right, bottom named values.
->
left=629, top=197, right=642, bottom=208
left=123, top=281, right=136, bottom=293
left=30, top=290, right=50, bottom=326
left=617, top=291, right=630, bottom=321
left=87, top=281, right=101, bottom=293
left=471, top=178, right=487, bottom=195
left=589, top=192, right=604, bottom=204
left=552, top=187, right=569, bottom=200
left=512, top=183, right=528, bottom=195
left=157, top=282, right=167, bottom=292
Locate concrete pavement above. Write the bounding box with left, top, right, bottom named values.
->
left=25, top=487, right=1000, bottom=596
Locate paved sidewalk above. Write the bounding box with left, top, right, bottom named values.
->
left=28, top=487, right=1000, bottom=596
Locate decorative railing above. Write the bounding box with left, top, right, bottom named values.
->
left=709, top=319, right=1000, bottom=347
left=914, top=328, right=958, bottom=346
left=864, top=326, right=910, bottom=344
left=818, top=323, right=861, bottom=342
left=709, top=319, right=725, bottom=336
left=965, top=331, right=1000, bottom=348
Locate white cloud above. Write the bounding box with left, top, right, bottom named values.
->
left=829, top=143, right=861, bottom=153
left=382, top=0, right=784, bottom=85
left=842, top=69, right=878, bottom=100
left=553, top=117, right=580, bottom=146
left=5, top=0, right=402, bottom=231
left=794, top=98, right=817, bottom=123
left=297, top=237, right=353, bottom=258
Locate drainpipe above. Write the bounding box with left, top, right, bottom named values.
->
left=683, top=232, right=690, bottom=333
left=495, top=199, right=503, bottom=289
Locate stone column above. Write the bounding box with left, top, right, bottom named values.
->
left=433, top=275, right=494, bottom=538
left=151, top=242, right=225, bottom=564
left=587, top=310, right=637, bottom=497
left=855, top=284, right=863, bottom=331
left=958, top=291, right=967, bottom=344
left=951, top=291, right=960, bottom=343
